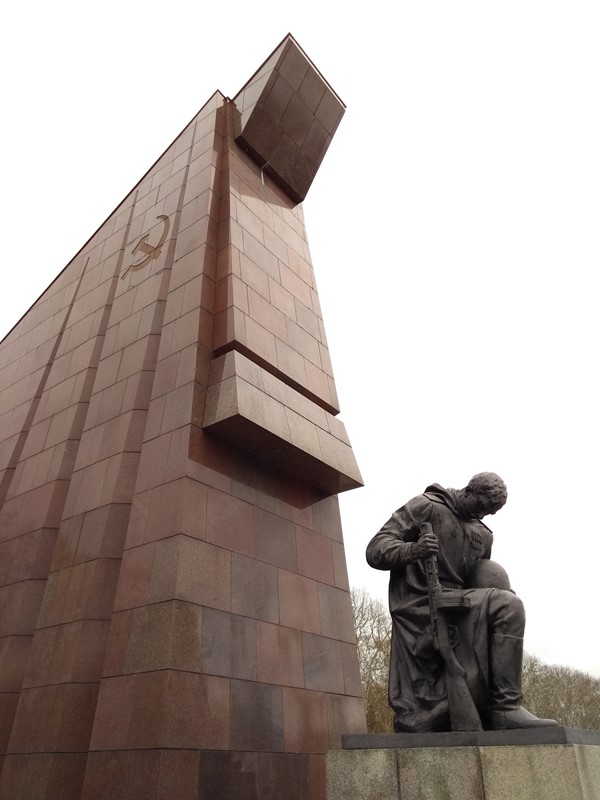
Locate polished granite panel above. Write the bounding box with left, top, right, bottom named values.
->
left=233, top=35, right=345, bottom=203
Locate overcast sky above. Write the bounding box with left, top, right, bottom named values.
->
left=2, top=1, right=599, bottom=677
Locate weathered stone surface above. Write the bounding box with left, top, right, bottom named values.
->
left=327, top=741, right=600, bottom=800
left=326, top=749, right=398, bottom=800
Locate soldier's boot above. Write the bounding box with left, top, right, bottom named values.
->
left=488, top=633, right=558, bottom=729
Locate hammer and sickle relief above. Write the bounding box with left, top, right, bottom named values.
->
left=121, top=214, right=171, bottom=279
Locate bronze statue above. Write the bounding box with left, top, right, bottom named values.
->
left=366, top=472, right=558, bottom=732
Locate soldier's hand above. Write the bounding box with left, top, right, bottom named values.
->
left=413, top=533, right=439, bottom=559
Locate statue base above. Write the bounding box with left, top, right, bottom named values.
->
left=327, top=728, right=600, bottom=800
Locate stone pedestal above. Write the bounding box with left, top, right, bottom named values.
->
left=327, top=729, right=600, bottom=800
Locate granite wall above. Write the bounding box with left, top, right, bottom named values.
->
left=0, top=35, right=365, bottom=800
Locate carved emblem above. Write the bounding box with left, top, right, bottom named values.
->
left=121, top=214, right=170, bottom=279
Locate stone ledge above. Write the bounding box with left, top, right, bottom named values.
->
left=342, top=726, right=600, bottom=749
left=202, top=351, right=363, bottom=496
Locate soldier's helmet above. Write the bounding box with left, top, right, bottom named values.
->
left=468, top=559, right=512, bottom=591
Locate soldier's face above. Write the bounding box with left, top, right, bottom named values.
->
left=459, top=493, right=505, bottom=520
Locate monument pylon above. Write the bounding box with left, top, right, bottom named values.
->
left=0, top=35, right=365, bottom=799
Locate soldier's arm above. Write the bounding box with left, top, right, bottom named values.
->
left=366, top=495, right=434, bottom=570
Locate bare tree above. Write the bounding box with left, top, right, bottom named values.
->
left=351, top=587, right=394, bottom=733
left=522, top=653, right=600, bottom=730
left=352, top=588, right=600, bottom=732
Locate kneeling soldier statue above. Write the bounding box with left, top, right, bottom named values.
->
left=366, top=472, right=557, bottom=732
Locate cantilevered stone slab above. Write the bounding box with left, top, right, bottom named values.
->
left=204, top=351, right=362, bottom=495
left=233, top=34, right=345, bottom=203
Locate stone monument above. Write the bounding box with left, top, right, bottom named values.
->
left=0, top=35, right=366, bottom=800
left=327, top=474, right=600, bottom=799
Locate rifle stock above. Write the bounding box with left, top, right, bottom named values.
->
left=419, top=521, right=483, bottom=732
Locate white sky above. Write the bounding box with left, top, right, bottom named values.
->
left=2, top=2, right=599, bottom=677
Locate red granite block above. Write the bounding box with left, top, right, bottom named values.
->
left=231, top=554, right=278, bottom=623
left=301, top=633, right=344, bottom=694
left=79, top=558, right=121, bottom=620
left=0, top=528, right=55, bottom=585
left=282, top=687, right=328, bottom=753
left=158, top=750, right=200, bottom=800
left=99, top=451, right=140, bottom=505
left=171, top=244, right=213, bottom=293
left=143, top=477, right=205, bottom=546
left=89, top=674, right=135, bottom=750
left=126, top=670, right=169, bottom=748
left=296, top=527, right=335, bottom=585
left=205, top=487, right=255, bottom=556
left=96, top=410, right=146, bottom=460
left=44, top=752, right=88, bottom=800
left=188, top=426, right=234, bottom=493
left=248, top=288, right=287, bottom=340
left=331, top=541, right=350, bottom=591
left=102, top=609, right=133, bottom=677
left=285, top=319, right=320, bottom=366
left=175, top=478, right=209, bottom=538
left=304, top=361, right=331, bottom=404
left=274, top=339, right=306, bottom=387
left=152, top=352, right=180, bottom=398
left=168, top=601, right=205, bottom=671
left=326, top=694, right=367, bottom=748
left=66, top=460, right=108, bottom=518
left=19, top=625, right=58, bottom=688
left=0, top=579, right=46, bottom=636
left=113, top=542, right=156, bottom=611
left=124, top=600, right=202, bottom=674
left=230, top=679, right=283, bottom=752
left=149, top=535, right=231, bottom=612
left=0, top=753, right=52, bottom=800
left=240, top=253, right=270, bottom=299
left=0, top=636, right=30, bottom=692
left=116, top=336, right=160, bottom=383
left=311, top=494, right=343, bottom=542
left=7, top=684, right=59, bottom=752
left=0, top=693, right=19, bottom=751
left=308, top=754, right=326, bottom=800
left=278, top=571, right=320, bottom=634
left=161, top=381, right=195, bottom=434
left=340, top=641, right=364, bottom=698
left=258, top=752, right=310, bottom=800
left=79, top=503, right=129, bottom=562
left=254, top=508, right=297, bottom=571
left=134, top=433, right=170, bottom=493
left=88, top=381, right=126, bottom=429
left=16, top=480, right=70, bottom=535
left=93, top=351, right=122, bottom=394
left=201, top=608, right=256, bottom=680
left=263, top=226, right=290, bottom=265
left=142, top=394, right=165, bottom=442
left=171, top=308, right=202, bottom=355
left=279, top=264, right=312, bottom=308
left=82, top=749, right=161, bottom=800
left=317, top=584, right=356, bottom=644
left=230, top=457, right=278, bottom=514
left=142, top=480, right=183, bottom=543
left=52, top=682, right=100, bottom=751
left=0, top=494, right=24, bottom=544
left=256, top=621, right=304, bottom=688
left=163, top=671, right=230, bottom=749
left=198, top=751, right=259, bottom=800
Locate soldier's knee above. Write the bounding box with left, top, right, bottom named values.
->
left=489, top=589, right=525, bottom=633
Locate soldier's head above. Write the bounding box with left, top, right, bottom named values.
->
left=457, top=472, right=507, bottom=520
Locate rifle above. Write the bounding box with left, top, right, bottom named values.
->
left=419, top=521, right=483, bottom=731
